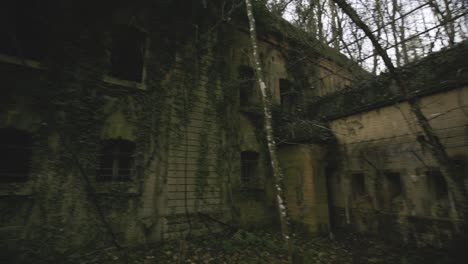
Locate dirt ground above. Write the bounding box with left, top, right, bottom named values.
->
left=62, top=230, right=466, bottom=264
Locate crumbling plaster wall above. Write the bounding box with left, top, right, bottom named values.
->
left=227, top=23, right=357, bottom=231
left=0, top=2, right=234, bottom=257
left=0, top=2, right=362, bottom=259
left=278, top=144, right=329, bottom=234
left=315, top=58, right=354, bottom=97
left=327, top=86, right=468, bottom=246
left=226, top=28, right=291, bottom=229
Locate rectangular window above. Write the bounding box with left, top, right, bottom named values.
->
left=110, top=25, right=146, bottom=82
left=238, top=66, right=255, bottom=106
left=384, top=172, right=403, bottom=199
left=240, top=151, right=259, bottom=186
left=351, top=173, right=366, bottom=198
left=279, top=79, right=293, bottom=112
left=0, top=128, right=32, bottom=183
left=426, top=169, right=448, bottom=200
left=382, top=171, right=403, bottom=210
left=0, top=0, right=46, bottom=60
left=97, top=139, right=135, bottom=182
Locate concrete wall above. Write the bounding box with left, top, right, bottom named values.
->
left=0, top=2, right=358, bottom=260
left=316, top=58, right=354, bottom=97
left=278, top=144, right=329, bottom=234
left=327, top=86, right=468, bottom=246
left=0, top=2, right=234, bottom=258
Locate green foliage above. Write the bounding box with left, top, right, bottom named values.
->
left=271, top=106, right=334, bottom=144
left=310, top=41, right=468, bottom=121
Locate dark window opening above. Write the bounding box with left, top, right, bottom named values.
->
left=426, top=169, right=448, bottom=200
left=97, top=139, right=135, bottom=182
left=110, top=25, right=146, bottom=82
left=351, top=173, right=366, bottom=198
left=0, top=0, right=46, bottom=60
left=240, top=151, right=259, bottom=186
left=238, top=66, right=255, bottom=106
left=451, top=157, right=466, bottom=178
left=384, top=172, right=403, bottom=199
left=0, top=127, right=32, bottom=183
left=279, top=79, right=293, bottom=112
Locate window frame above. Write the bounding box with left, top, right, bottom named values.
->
left=350, top=172, right=367, bottom=199
left=0, top=0, right=47, bottom=68
left=425, top=168, right=449, bottom=201
left=0, top=127, right=33, bottom=184
left=383, top=170, right=404, bottom=200
left=96, top=139, right=136, bottom=183
left=279, top=78, right=294, bottom=112
left=238, top=65, right=256, bottom=107
left=240, top=151, right=260, bottom=189
left=103, top=24, right=149, bottom=90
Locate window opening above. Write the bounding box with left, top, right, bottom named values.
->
left=97, top=139, right=135, bottom=182
left=0, top=0, right=46, bottom=60
left=238, top=66, right=255, bottom=106
left=240, top=151, right=259, bottom=186
left=384, top=172, right=403, bottom=199
left=426, top=169, right=448, bottom=200
left=451, top=157, right=466, bottom=177
left=0, top=127, right=32, bottom=182
left=110, top=25, right=145, bottom=82
left=279, top=79, right=293, bottom=111
left=351, top=173, right=366, bottom=198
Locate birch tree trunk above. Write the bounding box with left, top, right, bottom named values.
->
left=244, top=0, right=293, bottom=262
left=332, top=0, right=468, bottom=220
left=372, top=0, right=383, bottom=74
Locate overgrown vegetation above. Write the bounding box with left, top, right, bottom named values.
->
left=15, top=230, right=464, bottom=264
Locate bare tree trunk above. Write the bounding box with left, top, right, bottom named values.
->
left=395, top=0, right=410, bottom=64
left=244, top=0, right=293, bottom=262
left=390, top=0, right=402, bottom=67
left=332, top=0, right=468, bottom=219
left=316, top=0, right=325, bottom=42
left=307, top=0, right=317, bottom=38
left=372, top=0, right=383, bottom=73
left=428, top=0, right=456, bottom=46
left=329, top=0, right=340, bottom=49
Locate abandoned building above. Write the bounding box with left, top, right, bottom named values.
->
left=0, top=0, right=467, bottom=259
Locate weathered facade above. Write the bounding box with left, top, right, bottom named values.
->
left=0, top=0, right=356, bottom=260
left=315, top=42, right=468, bottom=247
left=1, top=1, right=465, bottom=261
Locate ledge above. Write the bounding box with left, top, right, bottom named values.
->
left=0, top=182, right=34, bottom=196
left=0, top=53, right=146, bottom=91
left=102, top=75, right=146, bottom=90
left=0, top=54, right=45, bottom=71
left=93, top=182, right=139, bottom=195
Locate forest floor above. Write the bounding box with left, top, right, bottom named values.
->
left=76, top=230, right=465, bottom=264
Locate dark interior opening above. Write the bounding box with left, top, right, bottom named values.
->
left=279, top=79, right=293, bottom=111
left=351, top=173, right=366, bottom=198
left=0, top=127, right=33, bottom=183
left=110, top=25, right=145, bottom=82
left=426, top=169, right=448, bottom=200
left=451, top=157, right=466, bottom=178
left=0, top=0, right=46, bottom=60
left=97, top=139, right=135, bottom=182
left=385, top=172, right=402, bottom=199
left=240, top=151, right=259, bottom=186
left=238, top=66, right=255, bottom=106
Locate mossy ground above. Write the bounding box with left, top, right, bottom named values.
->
left=20, top=230, right=463, bottom=264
